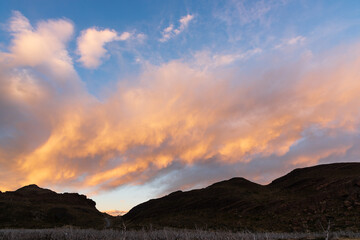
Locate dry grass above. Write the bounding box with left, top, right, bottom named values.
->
left=0, top=228, right=359, bottom=240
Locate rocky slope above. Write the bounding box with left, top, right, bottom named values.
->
left=0, top=184, right=111, bottom=228
left=123, top=163, right=360, bottom=232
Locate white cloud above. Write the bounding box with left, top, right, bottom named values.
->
left=77, top=28, right=118, bottom=69
left=194, top=48, right=262, bottom=68
left=287, top=36, right=306, bottom=45
left=177, top=14, right=194, bottom=31
left=160, top=14, right=194, bottom=42
left=164, top=24, right=174, bottom=33
left=135, top=33, right=147, bottom=42
left=8, top=11, right=32, bottom=33
left=6, top=11, right=76, bottom=83
left=3, top=11, right=360, bottom=201
left=77, top=29, right=144, bottom=69
left=275, top=35, right=306, bottom=49
left=117, top=31, right=131, bottom=41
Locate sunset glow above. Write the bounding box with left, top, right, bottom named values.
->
left=1, top=0, right=360, bottom=213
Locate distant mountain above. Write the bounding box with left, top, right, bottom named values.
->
left=2, top=163, right=360, bottom=231
left=0, top=184, right=114, bottom=228
left=123, top=163, right=360, bottom=232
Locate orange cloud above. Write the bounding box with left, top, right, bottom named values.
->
left=1, top=12, right=360, bottom=194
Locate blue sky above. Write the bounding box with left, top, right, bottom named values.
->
left=1, top=0, right=360, bottom=214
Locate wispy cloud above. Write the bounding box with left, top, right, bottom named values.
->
left=215, top=0, right=283, bottom=26
left=232, top=0, right=272, bottom=25
left=8, top=10, right=33, bottom=33
left=194, top=48, right=262, bottom=68
left=274, top=35, right=306, bottom=49
left=1, top=12, right=360, bottom=197
left=160, top=14, right=194, bottom=42
left=117, top=31, right=132, bottom=41
left=135, top=33, right=147, bottom=43
left=214, top=0, right=288, bottom=43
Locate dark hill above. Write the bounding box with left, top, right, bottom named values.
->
left=0, top=184, right=112, bottom=228
left=123, top=162, right=360, bottom=232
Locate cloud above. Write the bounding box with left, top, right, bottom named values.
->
left=214, top=0, right=288, bottom=43
left=0, top=12, right=87, bottom=191
left=194, top=48, right=262, bottom=68
left=175, top=14, right=194, bottom=34
left=216, top=0, right=283, bottom=26
left=117, top=31, right=131, bottom=41
left=275, top=35, right=306, bottom=49
left=6, top=11, right=76, bottom=82
left=77, top=28, right=118, bottom=69
left=77, top=28, right=142, bottom=69
left=1, top=12, right=360, bottom=199
left=135, top=33, right=147, bottom=41
left=8, top=11, right=33, bottom=33
left=232, top=0, right=272, bottom=25
left=160, top=14, right=194, bottom=42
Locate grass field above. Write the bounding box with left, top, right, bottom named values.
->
left=0, top=228, right=360, bottom=240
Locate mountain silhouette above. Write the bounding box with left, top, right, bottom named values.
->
left=123, top=162, right=360, bottom=232
left=0, top=184, right=113, bottom=228
left=1, top=162, right=360, bottom=231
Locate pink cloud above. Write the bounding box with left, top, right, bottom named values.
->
left=160, top=14, right=194, bottom=42
left=1, top=12, right=360, bottom=197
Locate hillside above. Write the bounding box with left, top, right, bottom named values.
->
left=0, top=184, right=112, bottom=228
left=123, top=163, right=360, bottom=232
left=1, top=163, right=359, bottom=231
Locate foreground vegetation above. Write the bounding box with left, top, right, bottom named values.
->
left=0, top=228, right=360, bottom=240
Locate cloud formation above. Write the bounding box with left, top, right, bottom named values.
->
left=193, top=48, right=262, bottom=68
left=77, top=28, right=117, bottom=68
left=160, top=14, right=194, bottom=42
left=1, top=12, right=360, bottom=198
left=77, top=28, right=142, bottom=68
left=7, top=11, right=75, bottom=78
left=216, top=0, right=280, bottom=26
left=275, top=36, right=306, bottom=49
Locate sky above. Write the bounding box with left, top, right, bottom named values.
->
left=0, top=0, right=360, bottom=215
